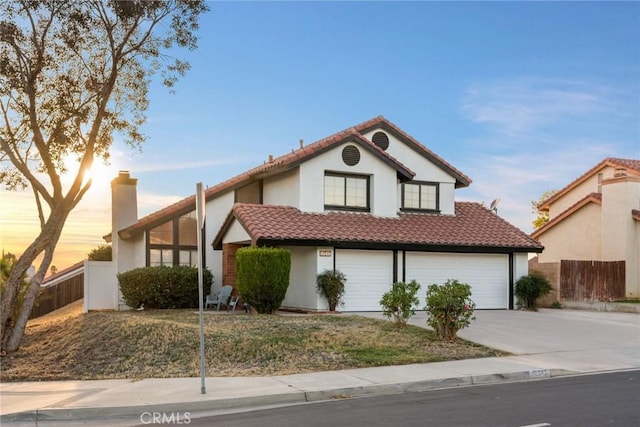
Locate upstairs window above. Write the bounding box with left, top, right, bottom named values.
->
left=324, top=172, right=369, bottom=211
left=148, top=211, right=200, bottom=267
left=402, top=182, right=439, bottom=212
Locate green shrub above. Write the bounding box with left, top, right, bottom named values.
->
left=514, top=271, right=552, bottom=310
left=316, top=269, right=347, bottom=311
left=87, top=244, right=112, bottom=261
left=425, top=279, right=476, bottom=341
left=380, top=280, right=421, bottom=327
left=1, top=252, right=32, bottom=319
left=118, top=265, right=212, bottom=309
left=550, top=301, right=562, bottom=309
left=236, top=247, right=291, bottom=314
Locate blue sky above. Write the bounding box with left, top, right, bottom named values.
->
left=3, top=1, right=639, bottom=268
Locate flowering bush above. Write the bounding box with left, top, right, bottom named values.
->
left=425, top=279, right=476, bottom=341
left=379, top=280, right=421, bottom=328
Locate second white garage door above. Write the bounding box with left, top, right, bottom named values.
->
left=405, top=252, right=509, bottom=309
left=335, top=249, right=394, bottom=311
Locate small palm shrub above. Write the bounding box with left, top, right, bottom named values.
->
left=316, top=269, right=347, bottom=311
left=425, top=279, right=476, bottom=341
left=118, top=265, right=212, bottom=309
left=236, top=247, right=291, bottom=314
left=514, top=271, right=552, bottom=310
left=379, top=280, right=421, bottom=328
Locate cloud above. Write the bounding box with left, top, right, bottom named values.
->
left=461, top=77, right=621, bottom=139
left=131, top=158, right=243, bottom=174
left=456, top=76, right=637, bottom=234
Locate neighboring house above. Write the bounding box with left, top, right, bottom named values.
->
left=102, top=116, right=542, bottom=311
left=532, top=158, right=640, bottom=298
left=33, top=261, right=84, bottom=318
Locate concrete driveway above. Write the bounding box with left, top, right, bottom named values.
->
left=358, top=309, right=640, bottom=372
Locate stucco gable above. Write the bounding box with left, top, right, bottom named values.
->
left=532, top=193, right=602, bottom=239
left=356, top=118, right=472, bottom=188
left=538, top=157, right=640, bottom=212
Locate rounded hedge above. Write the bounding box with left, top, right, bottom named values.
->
left=118, top=265, right=213, bottom=309
left=236, top=247, right=291, bottom=314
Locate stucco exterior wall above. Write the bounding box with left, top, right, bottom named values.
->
left=84, top=261, right=117, bottom=312
left=361, top=129, right=457, bottom=214
left=205, top=191, right=235, bottom=287
left=263, top=168, right=300, bottom=208
left=299, top=141, right=399, bottom=217
left=222, top=219, right=250, bottom=245
left=548, top=165, right=616, bottom=218
left=281, top=246, right=321, bottom=310
left=601, top=178, right=640, bottom=297
left=537, top=203, right=602, bottom=263
left=513, top=253, right=529, bottom=282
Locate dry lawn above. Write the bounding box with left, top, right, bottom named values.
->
left=0, top=300, right=505, bottom=381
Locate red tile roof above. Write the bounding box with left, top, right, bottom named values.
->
left=538, top=157, right=640, bottom=211
left=632, top=210, right=640, bottom=222
left=531, top=192, right=602, bottom=239
left=213, top=203, right=543, bottom=253
left=117, top=116, right=471, bottom=240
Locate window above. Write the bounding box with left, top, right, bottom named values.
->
left=149, top=249, right=173, bottom=266
left=401, top=182, right=439, bottom=211
left=149, top=221, right=173, bottom=245
left=597, top=172, right=603, bottom=193
left=147, top=211, right=200, bottom=266
left=324, top=173, right=369, bottom=211
left=179, top=250, right=198, bottom=267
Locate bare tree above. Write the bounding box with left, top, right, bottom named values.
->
left=0, top=0, right=208, bottom=353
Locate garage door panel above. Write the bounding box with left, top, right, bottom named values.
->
left=336, top=250, right=393, bottom=311
left=406, top=252, right=509, bottom=309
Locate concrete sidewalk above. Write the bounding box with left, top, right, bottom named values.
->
left=1, top=309, right=639, bottom=425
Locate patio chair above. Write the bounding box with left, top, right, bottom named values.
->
left=227, top=295, right=240, bottom=313
left=205, top=285, right=233, bottom=311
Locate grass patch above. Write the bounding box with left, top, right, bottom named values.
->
left=0, top=300, right=505, bottom=382
left=614, top=299, right=640, bottom=304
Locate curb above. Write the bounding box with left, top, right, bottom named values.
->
left=559, top=301, right=640, bottom=313
left=0, top=369, right=578, bottom=423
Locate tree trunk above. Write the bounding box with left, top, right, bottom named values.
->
left=1, top=205, right=68, bottom=354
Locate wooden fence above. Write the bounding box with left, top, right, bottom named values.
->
left=30, top=272, right=84, bottom=319
left=560, top=260, right=625, bottom=302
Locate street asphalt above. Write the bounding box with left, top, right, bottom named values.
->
left=1, top=308, right=638, bottom=425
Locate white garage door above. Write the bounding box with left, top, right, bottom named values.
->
left=405, top=252, right=509, bottom=309
left=335, top=250, right=394, bottom=311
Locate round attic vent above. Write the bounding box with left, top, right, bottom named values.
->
left=342, top=145, right=360, bottom=166
left=372, top=131, right=389, bottom=151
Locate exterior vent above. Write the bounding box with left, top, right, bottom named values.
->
left=614, top=168, right=628, bottom=177
left=342, top=145, right=360, bottom=166
left=372, top=131, right=389, bottom=151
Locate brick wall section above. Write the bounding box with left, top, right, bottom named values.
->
left=222, top=243, right=245, bottom=294
left=528, top=256, right=560, bottom=307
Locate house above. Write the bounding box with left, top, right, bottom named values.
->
left=532, top=158, right=640, bottom=299
left=100, top=116, right=542, bottom=312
